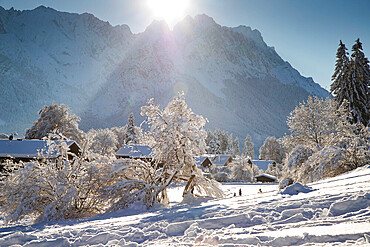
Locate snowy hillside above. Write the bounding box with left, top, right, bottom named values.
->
left=1, top=165, right=369, bottom=246
left=0, top=6, right=329, bottom=149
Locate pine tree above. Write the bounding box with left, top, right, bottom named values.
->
left=126, top=113, right=137, bottom=144
left=242, top=134, right=254, bottom=159
left=331, top=40, right=351, bottom=108
left=348, top=38, right=370, bottom=126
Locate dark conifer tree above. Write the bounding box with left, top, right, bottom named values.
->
left=331, top=40, right=351, bottom=107
left=331, top=39, right=369, bottom=126
left=349, top=38, right=369, bottom=126
left=126, top=112, right=137, bottom=144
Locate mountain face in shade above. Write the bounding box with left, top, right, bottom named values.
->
left=0, top=6, right=328, bottom=151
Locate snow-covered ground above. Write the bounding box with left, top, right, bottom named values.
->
left=1, top=166, right=369, bottom=246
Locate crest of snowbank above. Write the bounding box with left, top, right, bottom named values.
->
left=280, top=182, right=315, bottom=195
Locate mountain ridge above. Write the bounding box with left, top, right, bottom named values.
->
left=0, top=6, right=328, bottom=151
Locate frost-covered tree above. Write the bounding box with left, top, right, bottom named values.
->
left=348, top=38, right=369, bottom=126
left=141, top=92, right=223, bottom=200
left=286, top=96, right=339, bottom=147
left=111, top=126, right=127, bottom=149
left=87, top=128, right=118, bottom=156
left=242, top=134, right=254, bottom=159
left=259, top=136, right=285, bottom=163
left=230, top=157, right=260, bottom=182
left=231, top=137, right=240, bottom=156
left=205, top=129, right=220, bottom=154
left=25, top=103, right=83, bottom=143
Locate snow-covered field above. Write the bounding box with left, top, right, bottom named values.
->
left=1, top=166, right=370, bottom=246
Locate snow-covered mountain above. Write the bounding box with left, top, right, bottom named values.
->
left=0, top=6, right=328, bottom=150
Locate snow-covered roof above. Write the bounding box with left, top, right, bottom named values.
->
left=195, top=156, right=212, bottom=166
left=251, top=160, right=276, bottom=171
left=255, top=174, right=277, bottom=181
left=116, top=145, right=153, bottom=158
left=0, top=139, right=77, bottom=159
left=208, top=155, right=233, bottom=166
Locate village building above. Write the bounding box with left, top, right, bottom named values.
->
left=210, top=155, right=234, bottom=167
left=255, top=174, right=277, bottom=183
left=115, top=144, right=153, bottom=163
left=0, top=139, right=80, bottom=162
left=247, top=160, right=276, bottom=171
left=195, top=156, right=213, bottom=168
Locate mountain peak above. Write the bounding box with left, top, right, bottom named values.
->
left=193, top=14, right=217, bottom=27
left=145, top=19, right=170, bottom=34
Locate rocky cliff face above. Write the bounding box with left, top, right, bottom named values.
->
left=0, top=6, right=328, bottom=149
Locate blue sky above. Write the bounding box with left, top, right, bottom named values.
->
left=0, top=0, right=369, bottom=90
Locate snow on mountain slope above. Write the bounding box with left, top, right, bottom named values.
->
left=1, top=166, right=369, bottom=246
left=0, top=6, right=329, bottom=150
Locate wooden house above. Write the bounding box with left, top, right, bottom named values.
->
left=0, top=139, right=80, bottom=162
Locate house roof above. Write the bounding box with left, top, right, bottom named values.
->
left=195, top=156, right=211, bottom=166
left=255, top=174, right=277, bottom=181
left=116, top=145, right=153, bottom=158
left=0, top=139, right=77, bottom=159
left=251, top=160, right=276, bottom=171
left=208, top=155, right=233, bottom=166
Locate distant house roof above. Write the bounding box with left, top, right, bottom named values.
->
left=0, top=139, right=79, bottom=159
left=195, top=156, right=212, bottom=167
left=250, top=160, right=276, bottom=171
left=116, top=145, right=153, bottom=159
left=255, top=174, right=277, bottom=182
left=208, top=155, right=233, bottom=166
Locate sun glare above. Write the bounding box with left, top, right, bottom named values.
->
left=147, top=0, right=190, bottom=27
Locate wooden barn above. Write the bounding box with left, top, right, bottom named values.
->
left=255, top=174, right=277, bottom=183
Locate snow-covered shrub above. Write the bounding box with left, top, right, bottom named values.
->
left=279, top=178, right=293, bottom=189
left=87, top=128, right=118, bottom=156
left=101, top=158, right=164, bottom=211
left=141, top=92, right=224, bottom=199
left=296, top=146, right=347, bottom=183
left=25, top=103, right=84, bottom=143
left=285, top=145, right=315, bottom=171
left=1, top=135, right=111, bottom=223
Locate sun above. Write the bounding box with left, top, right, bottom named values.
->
left=147, top=0, right=190, bottom=27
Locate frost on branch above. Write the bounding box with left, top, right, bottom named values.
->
left=141, top=92, right=224, bottom=201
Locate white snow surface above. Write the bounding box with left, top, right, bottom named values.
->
left=1, top=166, right=370, bottom=246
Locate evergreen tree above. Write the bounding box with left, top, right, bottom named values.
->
left=242, top=134, right=254, bottom=159
left=331, top=40, right=351, bottom=108
left=348, top=38, right=369, bottom=126
left=126, top=113, right=137, bottom=144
